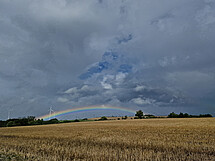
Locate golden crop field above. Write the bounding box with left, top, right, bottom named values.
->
left=0, top=118, right=215, bottom=161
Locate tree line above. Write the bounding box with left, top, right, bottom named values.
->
left=0, top=116, right=61, bottom=127
left=0, top=111, right=213, bottom=127
left=0, top=116, right=105, bottom=127
left=134, top=110, right=212, bottom=119
left=167, top=112, right=212, bottom=118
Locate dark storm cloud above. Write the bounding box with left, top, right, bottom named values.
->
left=0, top=0, right=215, bottom=119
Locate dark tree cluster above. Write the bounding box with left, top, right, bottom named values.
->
left=0, top=117, right=92, bottom=128
left=168, top=112, right=212, bottom=118
left=134, top=110, right=213, bottom=119
left=98, top=116, right=108, bottom=121
left=135, top=110, right=144, bottom=119
left=135, top=110, right=156, bottom=119
left=0, top=117, right=60, bottom=127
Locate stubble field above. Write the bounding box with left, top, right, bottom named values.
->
left=0, top=118, right=214, bottom=161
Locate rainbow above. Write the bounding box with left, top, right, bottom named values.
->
left=37, top=106, right=136, bottom=120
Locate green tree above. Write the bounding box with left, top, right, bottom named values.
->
left=168, top=112, right=178, bottom=118
left=6, top=121, right=16, bottom=127
left=27, top=116, right=35, bottom=121
left=178, top=112, right=184, bottom=118
left=184, top=113, right=190, bottom=118
left=135, top=110, right=144, bottom=119
left=0, top=121, right=7, bottom=127
left=99, top=116, right=108, bottom=120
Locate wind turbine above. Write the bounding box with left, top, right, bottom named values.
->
left=7, top=108, right=12, bottom=120
left=7, top=110, right=10, bottom=120
left=49, top=106, right=54, bottom=120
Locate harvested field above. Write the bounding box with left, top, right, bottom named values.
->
left=0, top=118, right=214, bottom=160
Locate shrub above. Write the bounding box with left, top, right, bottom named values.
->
left=6, top=121, right=17, bottom=127
left=99, top=116, right=108, bottom=120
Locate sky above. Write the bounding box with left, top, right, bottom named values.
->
left=0, top=0, right=215, bottom=120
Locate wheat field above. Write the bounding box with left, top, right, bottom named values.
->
left=0, top=118, right=214, bottom=161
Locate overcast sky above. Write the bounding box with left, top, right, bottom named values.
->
left=0, top=0, right=215, bottom=119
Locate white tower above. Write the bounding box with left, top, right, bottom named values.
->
left=49, top=106, right=54, bottom=120
left=7, top=110, right=10, bottom=120
left=7, top=108, right=12, bottom=120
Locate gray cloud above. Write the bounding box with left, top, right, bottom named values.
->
left=0, top=0, right=215, bottom=119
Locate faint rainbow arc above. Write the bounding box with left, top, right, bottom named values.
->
left=37, top=106, right=136, bottom=120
